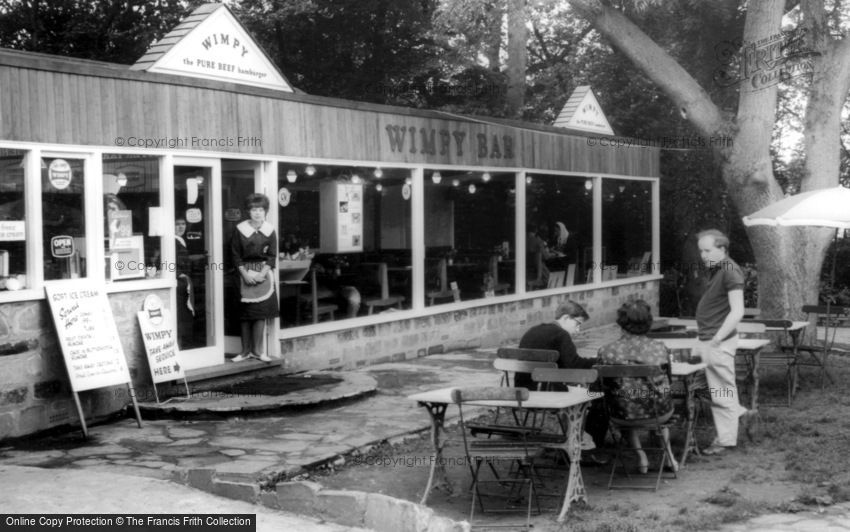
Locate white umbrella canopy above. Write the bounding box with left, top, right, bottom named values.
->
left=741, top=186, right=848, bottom=349
left=742, top=186, right=850, bottom=229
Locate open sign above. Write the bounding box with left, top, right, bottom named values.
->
left=51, top=235, right=76, bottom=258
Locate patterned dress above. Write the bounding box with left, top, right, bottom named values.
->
left=231, top=220, right=279, bottom=321
left=597, top=333, right=672, bottom=421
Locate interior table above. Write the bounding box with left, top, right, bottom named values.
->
left=408, top=386, right=600, bottom=522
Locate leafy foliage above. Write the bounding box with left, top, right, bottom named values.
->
left=0, top=0, right=200, bottom=64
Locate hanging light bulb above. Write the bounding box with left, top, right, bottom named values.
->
left=116, top=173, right=128, bottom=187
left=452, top=178, right=460, bottom=187
left=373, top=167, right=383, bottom=178
left=305, top=164, right=316, bottom=176
left=404, top=177, right=412, bottom=185
left=286, top=169, right=297, bottom=183
left=584, top=179, right=593, bottom=190
left=619, top=184, right=626, bottom=193
left=432, top=171, right=442, bottom=184
left=351, top=173, right=361, bottom=184
left=526, top=176, right=533, bottom=184
left=482, top=172, right=491, bottom=182
left=375, top=183, right=383, bottom=192
left=468, top=183, right=476, bottom=194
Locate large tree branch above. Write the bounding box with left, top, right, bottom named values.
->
left=800, top=0, right=850, bottom=191
left=567, top=0, right=725, bottom=138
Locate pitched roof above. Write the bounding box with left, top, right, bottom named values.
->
left=130, top=3, right=295, bottom=92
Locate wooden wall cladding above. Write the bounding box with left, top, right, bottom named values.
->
left=0, top=60, right=658, bottom=177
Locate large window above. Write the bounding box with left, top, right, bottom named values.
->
left=277, top=163, right=412, bottom=327
left=602, top=179, right=653, bottom=280
left=424, top=170, right=515, bottom=305
left=0, top=149, right=27, bottom=289
left=42, top=157, right=86, bottom=280
left=102, top=155, right=161, bottom=281
left=526, top=174, right=593, bottom=289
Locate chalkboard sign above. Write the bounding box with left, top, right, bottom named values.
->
left=45, top=281, right=142, bottom=436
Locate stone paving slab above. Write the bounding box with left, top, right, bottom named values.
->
left=0, top=346, right=517, bottom=488
left=139, top=371, right=377, bottom=416
left=714, top=502, right=850, bottom=531
left=0, top=465, right=367, bottom=532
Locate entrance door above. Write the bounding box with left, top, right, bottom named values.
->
left=172, top=159, right=223, bottom=369
left=221, top=160, right=265, bottom=355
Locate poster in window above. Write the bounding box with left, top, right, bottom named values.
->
left=319, top=182, right=363, bottom=253
left=108, top=235, right=146, bottom=280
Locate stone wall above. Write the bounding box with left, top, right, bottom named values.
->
left=280, top=281, right=660, bottom=372
left=0, top=289, right=169, bottom=440
left=0, top=281, right=657, bottom=440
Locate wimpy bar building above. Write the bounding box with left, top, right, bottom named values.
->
left=0, top=3, right=660, bottom=438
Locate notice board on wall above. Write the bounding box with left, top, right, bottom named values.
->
left=319, top=182, right=364, bottom=253
left=45, top=281, right=132, bottom=392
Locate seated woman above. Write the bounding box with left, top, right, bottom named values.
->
left=597, top=300, right=678, bottom=473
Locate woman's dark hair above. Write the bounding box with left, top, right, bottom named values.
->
left=244, top=193, right=270, bottom=213
left=616, top=299, right=653, bottom=335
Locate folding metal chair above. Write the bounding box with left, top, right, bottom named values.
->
left=745, top=319, right=796, bottom=406
left=466, top=358, right=557, bottom=438
left=528, top=368, right=600, bottom=482
left=529, top=367, right=599, bottom=442
left=452, top=387, right=543, bottom=530
left=793, top=305, right=850, bottom=388
left=596, top=365, right=678, bottom=491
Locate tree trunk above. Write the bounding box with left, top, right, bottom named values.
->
left=566, top=0, right=847, bottom=320
left=505, top=0, right=527, bottom=118
left=483, top=0, right=503, bottom=71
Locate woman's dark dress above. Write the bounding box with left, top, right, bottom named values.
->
left=231, top=220, right=279, bottom=320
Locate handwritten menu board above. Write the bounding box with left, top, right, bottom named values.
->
left=45, top=282, right=132, bottom=392
left=319, top=182, right=364, bottom=253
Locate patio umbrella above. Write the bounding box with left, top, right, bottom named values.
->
left=742, top=186, right=850, bottom=354
left=742, top=186, right=850, bottom=287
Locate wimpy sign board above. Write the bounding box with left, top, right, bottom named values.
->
left=137, top=301, right=184, bottom=384
left=45, top=282, right=132, bottom=392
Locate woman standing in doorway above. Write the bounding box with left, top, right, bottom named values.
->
left=230, top=193, right=278, bottom=362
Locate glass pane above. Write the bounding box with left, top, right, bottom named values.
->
left=42, top=157, right=86, bottom=280
left=424, top=170, right=516, bottom=306
left=526, top=174, right=593, bottom=289
left=174, top=167, right=213, bottom=349
left=277, top=164, right=412, bottom=328
left=102, top=154, right=161, bottom=281
left=0, top=149, right=27, bottom=289
left=602, top=179, right=653, bottom=280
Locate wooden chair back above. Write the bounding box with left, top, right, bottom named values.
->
left=493, top=358, right=558, bottom=376
left=802, top=304, right=850, bottom=317
left=647, top=330, right=698, bottom=339
left=450, top=386, right=529, bottom=404
left=743, top=319, right=792, bottom=330
left=496, top=347, right=559, bottom=363
left=565, top=263, right=576, bottom=286
left=531, top=368, right=597, bottom=389
left=595, top=364, right=664, bottom=379
left=547, top=270, right=565, bottom=288
left=737, top=321, right=767, bottom=337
